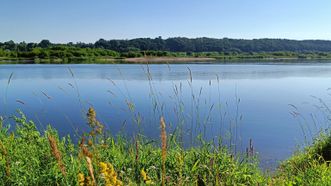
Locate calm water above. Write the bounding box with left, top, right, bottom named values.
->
left=1, top=62, right=331, bottom=169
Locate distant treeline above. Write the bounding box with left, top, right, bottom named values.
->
left=94, top=37, right=331, bottom=53
left=2, top=37, right=331, bottom=60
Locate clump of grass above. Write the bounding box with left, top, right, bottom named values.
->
left=272, top=131, right=331, bottom=185
left=0, top=111, right=266, bottom=185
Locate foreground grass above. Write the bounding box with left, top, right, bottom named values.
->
left=0, top=111, right=264, bottom=185
left=2, top=110, right=331, bottom=185
left=271, top=132, right=331, bottom=185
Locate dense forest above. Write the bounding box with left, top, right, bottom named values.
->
left=93, top=37, right=331, bottom=53
left=2, top=37, right=331, bottom=61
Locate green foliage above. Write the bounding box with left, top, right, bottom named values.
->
left=0, top=41, right=120, bottom=62
left=93, top=37, right=331, bottom=53
left=0, top=113, right=265, bottom=185
left=272, top=132, right=331, bottom=185
left=2, top=38, right=331, bottom=63
left=0, top=113, right=79, bottom=185
left=2, top=111, right=331, bottom=185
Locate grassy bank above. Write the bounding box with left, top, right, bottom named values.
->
left=271, top=132, right=331, bottom=185
left=2, top=109, right=331, bottom=185
left=0, top=110, right=264, bottom=185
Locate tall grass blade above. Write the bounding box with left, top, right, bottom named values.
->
left=160, top=116, right=167, bottom=186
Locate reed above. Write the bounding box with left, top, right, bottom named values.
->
left=3, top=72, right=14, bottom=117
left=86, top=156, right=96, bottom=185
left=160, top=116, right=167, bottom=186
left=47, top=134, right=66, bottom=176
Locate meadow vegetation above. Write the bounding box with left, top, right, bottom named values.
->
left=1, top=107, right=331, bottom=185
left=0, top=110, right=265, bottom=185
left=270, top=132, right=331, bottom=185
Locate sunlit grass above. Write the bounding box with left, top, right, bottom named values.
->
left=0, top=110, right=265, bottom=185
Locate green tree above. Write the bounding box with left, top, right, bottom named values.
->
left=38, top=40, right=52, bottom=48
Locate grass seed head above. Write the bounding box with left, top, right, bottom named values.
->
left=47, top=134, right=66, bottom=176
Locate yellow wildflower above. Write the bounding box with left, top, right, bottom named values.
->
left=100, top=162, right=108, bottom=172
left=141, top=169, right=154, bottom=185
left=77, top=173, right=85, bottom=186
left=99, top=162, right=122, bottom=186
left=141, top=169, right=147, bottom=180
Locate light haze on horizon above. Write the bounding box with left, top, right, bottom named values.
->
left=1, top=0, right=331, bottom=43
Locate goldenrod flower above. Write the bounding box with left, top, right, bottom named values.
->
left=141, top=169, right=147, bottom=180
left=100, top=162, right=108, bottom=172
left=77, top=173, right=85, bottom=186
left=99, top=162, right=122, bottom=186
left=141, top=168, right=154, bottom=185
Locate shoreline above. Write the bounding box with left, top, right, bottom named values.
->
left=2, top=56, right=331, bottom=64
left=122, top=57, right=216, bottom=63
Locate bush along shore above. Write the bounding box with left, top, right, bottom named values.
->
left=4, top=38, right=331, bottom=64
left=0, top=108, right=331, bottom=185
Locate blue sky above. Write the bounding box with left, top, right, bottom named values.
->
left=1, top=0, right=331, bottom=43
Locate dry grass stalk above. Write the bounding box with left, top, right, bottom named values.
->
left=47, top=134, right=66, bottom=176
left=0, top=141, right=10, bottom=177
left=160, top=116, right=167, bottom=186
left=86, top=156, right=96, bottom=185
left=78, top=137, right=95, bottom=185
left=79, top=137, right=93, bottom=158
